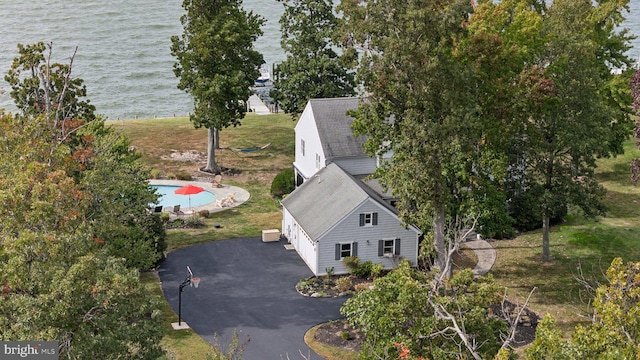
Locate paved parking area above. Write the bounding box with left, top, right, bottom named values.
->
left=158, top=237, right=346, bottom=360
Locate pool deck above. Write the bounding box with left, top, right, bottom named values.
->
left=150, top=179, right=250, bottom=215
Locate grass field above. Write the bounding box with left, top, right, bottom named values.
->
left=118, top=114, right=640, bottom=358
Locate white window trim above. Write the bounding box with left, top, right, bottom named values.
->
left=382, top=238, right=396, bottom=257
left=339, top=242, right=353, bottom=259
left=363, top=212, right=374, bottom=227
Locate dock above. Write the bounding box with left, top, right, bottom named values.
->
left=248, top=94, right=272, bottom=115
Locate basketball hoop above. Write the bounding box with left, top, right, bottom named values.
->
left=191, top=277, right=201, bottom=288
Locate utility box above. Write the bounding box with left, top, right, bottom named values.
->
left=262, top=229, right=280, bottom=242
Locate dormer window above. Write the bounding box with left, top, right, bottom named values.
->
left=359, top=212, right=378, bottom=227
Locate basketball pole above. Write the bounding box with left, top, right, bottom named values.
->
left=178, top=266, right=193, bottom=326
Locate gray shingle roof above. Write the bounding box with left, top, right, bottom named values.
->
left=308, top=97, right=366, bottom=160
left=282, top=163, right=400, bottom=240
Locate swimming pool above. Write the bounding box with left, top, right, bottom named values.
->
left=151, top=185, right=216, bottom=209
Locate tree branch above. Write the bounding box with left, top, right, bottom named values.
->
left=500, top=287, right=537, bottom=350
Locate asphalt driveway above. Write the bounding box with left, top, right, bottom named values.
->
left=158, top=237, right=347, bottom=360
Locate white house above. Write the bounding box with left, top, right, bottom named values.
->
left=293, top=97, right=377, bottom=186
left=281, top=163, right=422, bottom=276
left=282, top=97, right=422, bottom=276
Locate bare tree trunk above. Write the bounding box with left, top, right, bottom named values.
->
left=542, top=215, right=551, bottom=261
left=213, top=127, right=220, bottom=150
left=433, top=204, right=447, bottom=274
left=204, top=127, right=217, bottom=172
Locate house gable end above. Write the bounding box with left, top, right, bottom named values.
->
left=294, top=101, right=325, bottom=180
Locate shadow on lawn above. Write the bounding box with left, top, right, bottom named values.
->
left=596, top=161, right=637, bottom=187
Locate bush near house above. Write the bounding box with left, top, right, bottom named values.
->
left=271, top=168, right=295, bottom=198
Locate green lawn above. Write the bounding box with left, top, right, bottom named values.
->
left=491, top=139, right=640, bottom=334
left=120, top=114, right=640, bottom=357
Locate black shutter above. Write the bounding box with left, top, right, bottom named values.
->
left=359, top=214, right=365, bottom=226
left=372, top=212, right=378, bottom=225
left=335, top=243, right=341, bottom=260
left=352, top=242, right=358, bottom=257
left=394, top=239, right=401, bottom=255
left=378, top=240, right=384, bottom=256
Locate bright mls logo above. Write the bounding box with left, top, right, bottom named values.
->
left=1, top=342, right=58, bottom=359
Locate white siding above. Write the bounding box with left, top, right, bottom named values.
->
left=333, top=157, right=377, bottom=176
left=282, top=207, right=318, bottom=274
left=315, top=199, right=419, bottom=276
left=293, top=103, right=324, bottom=180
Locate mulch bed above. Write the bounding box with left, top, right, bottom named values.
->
left=296, top=275, right=374, bottom=298
left=314, top=319, right=364, bottom=352
left=490, top=300, right=539, bottom=347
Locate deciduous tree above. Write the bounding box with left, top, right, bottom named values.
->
left=171, top=0, right=264, bottom=172
left=0, top=112, right=164, bottom=359
left=630, top=66, right=640, bottom=185
left=511, top=0, right=634, bottom=261
left=271, top=0, right=356, bottom=118
left=526, top=258, right=640, bottom=359
left=0, top=43, right=166, bottom=357
left=3, top=43, right=166, bottom=270
left=338, top=0, right=487, bottom=272
left=5, top=42, right=96, bottom=148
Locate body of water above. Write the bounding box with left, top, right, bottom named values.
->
left=0, top=0, right=638, bottom=120
left=0, top=0, right=285, bottom=120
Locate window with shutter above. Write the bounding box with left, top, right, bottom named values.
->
left=360, top=212, right=377, bottom=227
left=378, top=239, right=400, bottom=257
left=335, top=242, right=355, bottom=260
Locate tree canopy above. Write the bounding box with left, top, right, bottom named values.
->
left=338, top=0, right=635, bottom=265
left=271, top=0, right=356, bottom=118
left=171, top=0, right=264, bottom=171
left=341, top=261, right=507, bottom=359
left=338, top=0, right=488, bottom=273
left=0, top=43, right=165, bottom=358
left=501, top=0, right=634, bottom=260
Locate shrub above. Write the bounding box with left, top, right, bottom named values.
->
left=336, top=277, right=353, bottom=292
left=370, top=263, right=384, bottom=279
left=342, top=256, right=360, bottom=274
left=297, top=278, right=313, bottom=292
left=270, top=168, right=295, bottom=198
left=341, top=331, right=353, bottom=341
left=149, top=168, right=161, bottom=179
left=160, top=212, right=170, bottom=223
left=477, top=190, right=515, bottom=239
left=342, top=256, right=375, bottom=279
left=356, top=261, right=374, bottom=279
left=185, top=215, right=205, bottom=228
